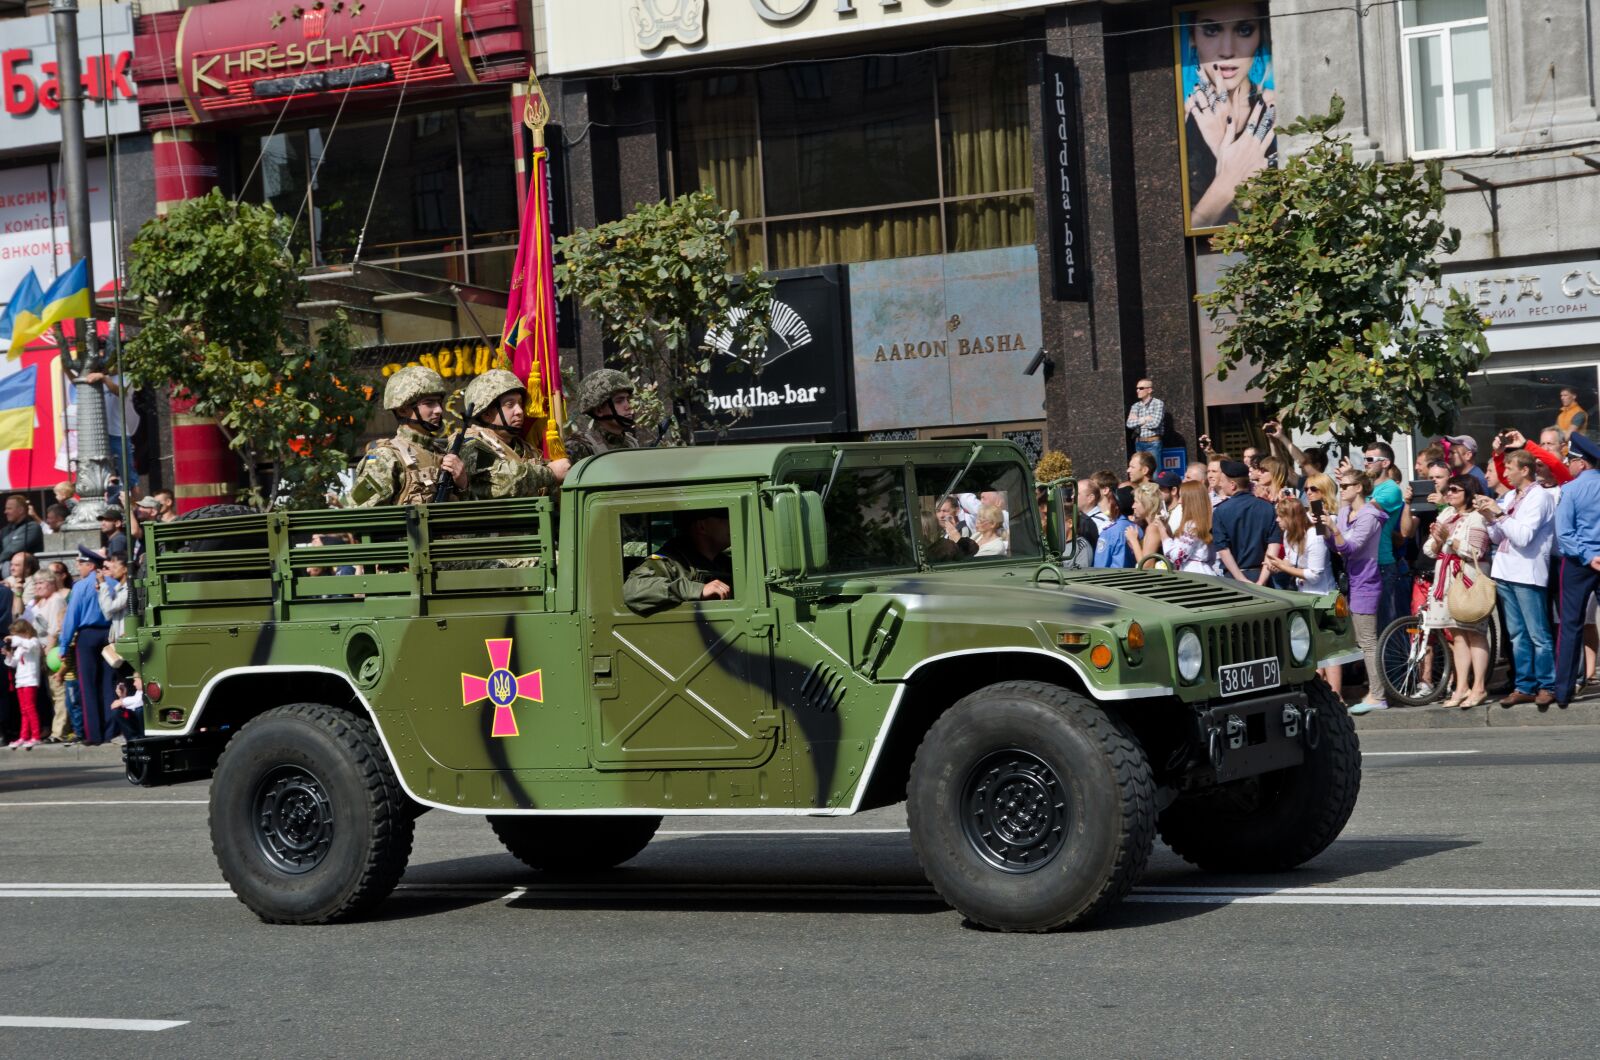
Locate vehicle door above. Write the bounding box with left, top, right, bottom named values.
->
left=582, top=488, right=779, bottom=769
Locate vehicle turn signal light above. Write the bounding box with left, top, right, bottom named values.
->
left=1333, top=595, right=1350, bottom=619
left=1058, top=631, right=1088, bottom=648
left=144, top=681, right=162, bottom=702
left=1126, top=622, right=1145, bottom=650
left=1090, top=644, right=1113, bottom=669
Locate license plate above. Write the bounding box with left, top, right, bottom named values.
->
left=1218, top=657, right=1281, bottom=697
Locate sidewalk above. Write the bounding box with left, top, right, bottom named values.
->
left=1353, top=698, right=1600, bottom=731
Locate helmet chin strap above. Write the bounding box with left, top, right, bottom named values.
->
left=484, top=394, right=527, bottom=435
left=592, top=398, right=635, bottom=432
left=397, top=404, right=444, bottom=435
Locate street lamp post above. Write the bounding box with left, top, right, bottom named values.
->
left=51, top=0, right=114, bottom=527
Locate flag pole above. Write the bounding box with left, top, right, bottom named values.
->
left=523, top=72, right=566, bottom=460
left=51, top=0, right=112, bottom=525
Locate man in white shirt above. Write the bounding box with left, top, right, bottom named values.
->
left=1479, top=449, right=1557, bottom=708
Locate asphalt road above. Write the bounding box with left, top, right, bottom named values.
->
left=3, top=727, right=1598, bottom=1058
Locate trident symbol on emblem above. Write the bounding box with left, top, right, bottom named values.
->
left=461, top=639, right=543, bottom=738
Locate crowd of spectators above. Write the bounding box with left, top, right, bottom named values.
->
left=0, top=481, right=177, bottom=749
left=1082, top=390, right=1600, bottom=716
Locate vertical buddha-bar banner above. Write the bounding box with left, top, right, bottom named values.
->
left=501, top=74, right=566, bottom=459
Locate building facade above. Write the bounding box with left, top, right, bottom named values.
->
left=540, top=0, right=1202, bottom=471
left=1261, top=0, right=1600, bottom=456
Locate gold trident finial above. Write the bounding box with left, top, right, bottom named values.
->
left=524, top=70, right=550, bottom=148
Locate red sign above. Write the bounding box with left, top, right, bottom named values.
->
left=174, top=0, right=481, bottom=123
left=2, top=49, right=136, bottom=117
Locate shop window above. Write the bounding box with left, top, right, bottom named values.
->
left=459, top=104, right=521, bottom=250
left=670, top=42, right=1035, bottom=271
left=236, top=103, right=520, bottom=287
left=758, top=54, right=940, bottom=216
left=1401, top=0, right=1494, bottom=156
left=1429, top=367, right=1599, bottom=452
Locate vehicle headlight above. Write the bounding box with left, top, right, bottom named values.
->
left=1289, top=613, right=1312, bottom=665
left=1176, top=629, right=1203, bottom=683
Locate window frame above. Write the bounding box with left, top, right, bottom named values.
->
left=667, top=43, right=1038, bottom=271
left=1398, top=5, right=1495, bottom=159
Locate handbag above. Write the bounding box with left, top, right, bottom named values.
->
left=1445, top=552, right=1497, bottom=624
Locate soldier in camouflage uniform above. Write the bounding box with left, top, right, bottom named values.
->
left=349, top=366, right=466, bottom=507
left=565, top=368, right=642, bottom=461
left=459, top=369, right=572, bottom=500
left=621, top=508, right=734, bottom=615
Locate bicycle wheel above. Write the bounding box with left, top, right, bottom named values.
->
left=1378, top=614, right=1453, bottom=707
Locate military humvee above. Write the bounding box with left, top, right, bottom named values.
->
left=123, top=441, right=1360, bottom=931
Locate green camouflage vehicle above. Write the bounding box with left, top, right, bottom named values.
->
left=122, top=441, right=1361, bottom=931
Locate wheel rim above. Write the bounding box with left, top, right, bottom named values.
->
left=252, top=765, right=335, bottom=874
left=960, top=749, right=1069, bottom=874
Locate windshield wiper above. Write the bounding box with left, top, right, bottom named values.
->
left=819, top=447, right=846, bottom=504
left=937, top=442, right=984, bottom=504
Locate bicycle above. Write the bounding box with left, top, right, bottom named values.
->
left=1377, top=582, right=1501, bottom=707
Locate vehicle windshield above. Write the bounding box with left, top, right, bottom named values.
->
left=781, top=456, right=1042, bottom=575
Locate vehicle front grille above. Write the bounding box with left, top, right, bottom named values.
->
left=1207, top=618, right=1283, bottom=677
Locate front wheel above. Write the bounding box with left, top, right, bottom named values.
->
left=906, top=681, right=1155, bottom=932
left=209, top=703, right=414, bottom=924
left=1158, top=679, right=1360, bottom=873
left=1378, top=615, right=1452, bottom=706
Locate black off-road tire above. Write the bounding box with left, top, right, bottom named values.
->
left=1158, top=679, right=1360, bottom=873
left=177, top=503, right=257, bottom=522
left=489, top=815, right=661, bottom=872
left=906, top=681, right=1156, bottom=932
left=210, top=703, right=414, bottom=924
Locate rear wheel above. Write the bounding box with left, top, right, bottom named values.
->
left=210, top=703, right=413, bottom=924
left=489, top=815, right=661, bottom=872
left=906, top=681, right=1155, bottom=932
left=1378, top=615, right=1452, bottom=706
left=1158, top=679, right=1360, bottom=872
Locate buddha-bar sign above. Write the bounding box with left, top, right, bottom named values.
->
left=165, top=0, right=523, bottom=124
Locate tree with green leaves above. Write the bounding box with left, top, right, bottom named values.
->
left=124, top=189, right=371, bottom=509
left=554, top=190, right=773, bottom=445
left=1198, top=96, right=1490, bottom=446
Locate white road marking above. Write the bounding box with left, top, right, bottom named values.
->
left=0, top=800, right=208, bottom=807
left=6, top=882, right=1600, bottom=908
left=0, top=1016, right=188, bottom=1031
left=1362, top=750, right=1481, bottom=757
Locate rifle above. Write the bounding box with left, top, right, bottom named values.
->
left=434, top=399, right=473, bottom=503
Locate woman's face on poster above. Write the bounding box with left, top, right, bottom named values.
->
left=1191, top=5, right=1264, bottom=94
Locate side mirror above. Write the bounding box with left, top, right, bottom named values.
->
left=771, top=489, right=828, bottom=576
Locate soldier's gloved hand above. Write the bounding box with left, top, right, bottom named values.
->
left=441, top=454, right=466, bottom=489
left=549, top=458, right=572, bottom=483
left=700, top=579, right=731, bottom=601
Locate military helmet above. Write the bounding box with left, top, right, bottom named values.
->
left=464, top=368, right=527, bottom=420
left=575, top=368, right=635, bottom=416
left=383, top=366, right=448, bottom=411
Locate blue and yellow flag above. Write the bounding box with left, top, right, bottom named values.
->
left=33, top=259, right=90, bottom=336
left=0, top=365, right=37, bottom=450
left=1, top=270, right=45, bottom=359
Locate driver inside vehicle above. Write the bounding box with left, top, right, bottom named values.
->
left=621, top=509, right=735, bottom=615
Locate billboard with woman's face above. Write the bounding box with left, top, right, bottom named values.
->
left=1174, top=2, right=1277, bottom=235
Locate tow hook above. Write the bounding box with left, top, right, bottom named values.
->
left=1303, top=705, right=1321, bottom=749
left=1281, top=704, right=1301, bottom=739
left=1208, top=714, right=1247, bottom=770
